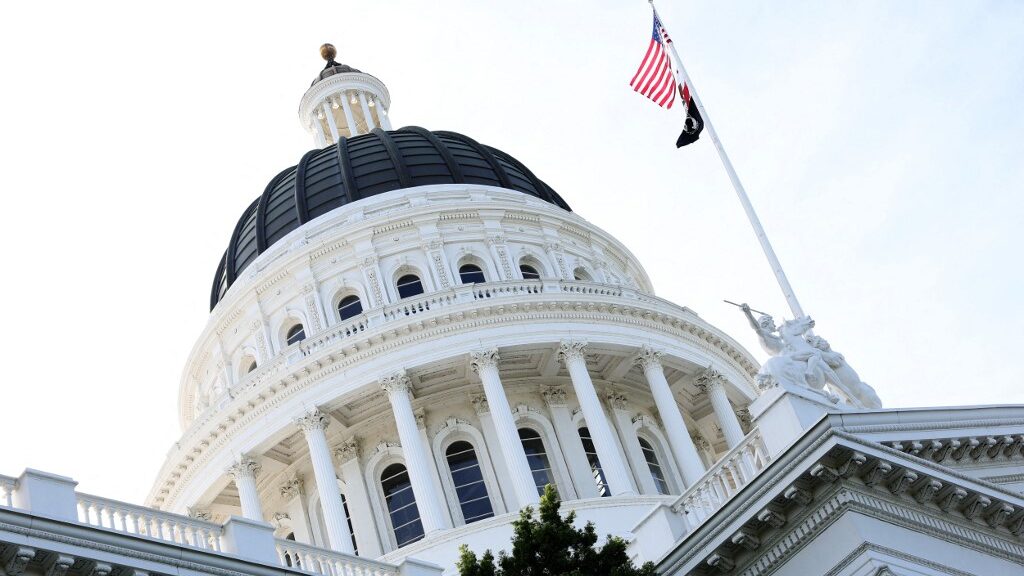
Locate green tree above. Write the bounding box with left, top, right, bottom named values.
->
left=457, top=485, right=657, bottom=576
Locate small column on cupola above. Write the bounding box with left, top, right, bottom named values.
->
left=298, top=43, right=392, bottom=146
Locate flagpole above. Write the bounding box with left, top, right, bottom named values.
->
left=650, top=0, right=807, bottom=320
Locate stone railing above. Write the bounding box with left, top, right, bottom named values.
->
left=0, top=474, right=15, bottom=507
left=672, top=427, right=771, bottom=530
left=77, top=493, right=225, bottom=551
left=295, top=279, right=702, bottom=360
left=2, top=469, right=430, bottom=574
left=276, top=538, right=398, bottom=576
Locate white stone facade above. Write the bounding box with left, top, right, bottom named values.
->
left=2, top=46, right=1022, bottom=576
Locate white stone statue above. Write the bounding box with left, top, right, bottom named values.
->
left=740, top=303, right=881, bottom=409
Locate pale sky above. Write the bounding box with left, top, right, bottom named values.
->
left=0, top=1, right=1021, bottom=505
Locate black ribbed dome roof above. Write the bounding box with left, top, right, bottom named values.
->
left=210, top=127, right=570, bottom=310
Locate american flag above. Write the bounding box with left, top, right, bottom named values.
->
left=630, top=13, right=676, bottom=109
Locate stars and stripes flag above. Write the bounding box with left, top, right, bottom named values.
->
left=630, top=10, right=705, bottom=147
left=630, top=12, right=676, bottom=109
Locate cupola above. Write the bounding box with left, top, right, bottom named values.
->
left=298, top=43, right=393, bottom=145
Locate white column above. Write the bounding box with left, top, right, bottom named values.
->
left=313, top=120, right=328, bottom=147
left=416, top=409, right=454, bottom=526
left=470, top=349, right=541, bottom=508
left=696, top=367, right=746, bottom=448
left=541, top=387, right=589, bottom=499
left=634, top=347, right=707, bottom=486
left=607, top=392, right=658, bottom=495
left=379, top=370, right=451, bottom=533
left=558, top=341, right=634, bottom=496
left=375, top=96, right=393, bottom=130
left=226, top=455, right=264, bottom=521
left=322, top=102, right=340, bottom=143
left=335, top=438, right=383, bottom=557
left=358, top=91, right=377, bottom=131
left=340, top=93, right=358, bottom=137
left=295, top=409, right=353, bottom=554
left=470, top=395, right=514, bottom=510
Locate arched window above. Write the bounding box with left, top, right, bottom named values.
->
left=519, top=264, right=541, bottom=280
left=381, top=463, right=424, bottom=547
left=518, top=428, right=556, bottom=495
left=337, top=295, right=363, bottom=321
left=396, top=274, right=424, bottom=299
left=458, top=264, right=486, bottom=284
left=285, top=324, right=306, bottom=346
left=638, top=437, right=669, bottom=495
left=573, top=267, right=593, bottom=282
left=246, top=360, right=257, bottom=373
left=578, top=427, right=609, bottom=497
left=445, top=441, right=494, bottom=523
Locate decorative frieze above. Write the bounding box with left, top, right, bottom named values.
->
left=334, top=438, right=361, bottom=462
left=379, top=370, right=412, bottom=394
left=694, top=366, right=727, bottom=394
left=272, top=512, right=291, bottom=528
left=226, top=455, right=261, bottom=480
left=43, top=554, right=75, bottom=576
left=279, top=475, right=304, bottom=498
left=605, top=390, right=628, bottom=411
left=633, top=346, right=664, bottom=372
left=542, top=386, right=568, bottom=407
left=3, top=547, right=36, bottom=576
left=295, top=408, right=330, bottom=431
left=558, top=340, right=587, bottom=363
left=186, top=507, right=213, bottom=521
left=470, top=394, right=490, bottom=414
left=469, top=348, right=500, bottom=373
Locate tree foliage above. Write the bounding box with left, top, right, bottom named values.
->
left=457, top=485, right=657, bottom=576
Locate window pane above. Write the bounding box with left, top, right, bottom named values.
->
left=341, top=492, right=358, bottom=555
left=518, top=428, right=556, bottom=496
left=458, top=264, right=486, bottom=284
left=520, top=264, right=540, bottom=280
left=381, top=464, right=424, bottom=546
left=396, top=275, right=424, bottom=299
left=338, top=295, right=363, bottom=320
left=638, top=437, right=670, bottom=495
left=286, top=324, right=305, bottom=346
left=578, top=427, right=609, bottom=497
left=445, top=441, right=493, bottom=524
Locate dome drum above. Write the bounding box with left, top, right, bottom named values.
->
left=212, top=128, right=571, bottom=309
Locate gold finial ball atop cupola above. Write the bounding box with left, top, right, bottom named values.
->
left=320, top=43, right=337, bottom=62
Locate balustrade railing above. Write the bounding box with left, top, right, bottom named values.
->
left=76, top=493, right=224, bottom=552
left=672, top=427, right=770, bottom=530
left=276, top=538, right=397, bottom=576
left=0, top=474, right=15, bottom=507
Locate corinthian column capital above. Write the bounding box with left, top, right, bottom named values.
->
left=558, top=340, right=588, bottom=363
left=334, top=437, right=361, bottom=462
left=226, top=455, right=261, bottom=480
left=633, top=346, right=664, bottom=372
left=469, top=348, right=501, bottom=373
left=694, top=365, right=727, bottom=394
left=295, top=408, right=330, bottom=432
left=542, top=386, right=568, bottom=407
left=379, top=369, right=412, bottom=394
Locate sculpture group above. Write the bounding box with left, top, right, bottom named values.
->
left=739, top=303, right=882, bottom=409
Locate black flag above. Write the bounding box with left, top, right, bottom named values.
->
left=676, top=85, right=704, bottom=148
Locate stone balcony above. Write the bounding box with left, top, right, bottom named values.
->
left=0, top=469, right=439, bottom=576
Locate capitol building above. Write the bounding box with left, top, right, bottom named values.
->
left=1, top=46, right=1022, bottom=576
